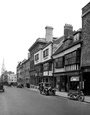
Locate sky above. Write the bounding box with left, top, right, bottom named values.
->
left=0, top=0, right=90, bottom=74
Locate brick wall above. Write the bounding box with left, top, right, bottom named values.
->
left=81, top=2, right=90, bottom=66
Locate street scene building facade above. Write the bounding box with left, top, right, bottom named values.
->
left=17, top=57, right=30, bottom=86
left=34, top=42, right=53, bottom=85
left=53, top=25, right=82, bottom=92
left=81, top=2, right=90, bottom=95
left=1, top=70, right=17, bottom=85
left=8, top=73, right=17, bottom=85
left=16, top=2, right=90, bottom=96
left=28, top=38, right=47, bottom=86
left=34, top=26, right=63, bottom=86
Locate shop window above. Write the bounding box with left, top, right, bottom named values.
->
left=69, top=81, right=79, bottom=90
left=69, top=77, right=79, bottom=90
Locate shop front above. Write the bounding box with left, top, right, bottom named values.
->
left=69, top=76, right=80, bottom=90
left=43, top=72, right=53, bottom=84
left=35, top=64, right=43, bottom=85
left=60, top=76, right=68, bottom=92
left=81, top=67, right=90, bottom=95
left=54, top=70, right=80, bottom=92
left=54, top=73, right=68, bottom=92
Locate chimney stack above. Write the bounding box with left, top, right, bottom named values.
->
left=45, top=26, right=53, bottom=42
left=64, top=24, right=73, bottom=40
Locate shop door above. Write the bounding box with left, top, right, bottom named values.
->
left=83, top=72, right=90, bottom=95
left=60, top=76, right=67, bottom=92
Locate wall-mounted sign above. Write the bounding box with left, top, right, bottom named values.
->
left=70, top=76, right=79, bottom=81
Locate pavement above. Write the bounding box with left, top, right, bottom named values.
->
left=28, top=87, right=90, bottom=103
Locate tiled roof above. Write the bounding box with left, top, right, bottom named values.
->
left=53, top=36, right=64, bottom=54
left=53, top=38, right=81, bottom=55
left=53, top=29, right=82, bottom=55
left=28, top=38, right=47, bottom=51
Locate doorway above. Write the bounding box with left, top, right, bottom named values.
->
left=60, top=76, right=67, bottom=92
left=83, top=72, right=90, bottom=95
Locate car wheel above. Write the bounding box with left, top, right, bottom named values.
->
left=78, top=96, right=85, bottom=102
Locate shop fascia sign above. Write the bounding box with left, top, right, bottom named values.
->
left=70, top=76, right=79, bottom=81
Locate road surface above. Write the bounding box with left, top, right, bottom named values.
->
left=0, top=86, right=90, bottom=115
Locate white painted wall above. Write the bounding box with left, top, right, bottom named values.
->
left=43, top=71, right=48, bottom=76
left=43, top=71, right=52, bottom=76
left=34, top=50, right=42, bottom=65
left=8, top=74, right=17, bottom=83
left=34, top=43, right=52, bottom=65
left=49, top=71, right=53, bottom=76
left=42, top=43, right=52, bottom=62
left=54, top=67, right=65, bottom=73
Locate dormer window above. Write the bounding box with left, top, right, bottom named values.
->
left=73, top=33, right=80, bottom=42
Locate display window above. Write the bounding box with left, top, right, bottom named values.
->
left=69, top=76, right=79, bottom=90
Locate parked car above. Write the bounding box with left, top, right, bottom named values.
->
left=0, top=83, right=4, bottom=92
left=26, top=83, right=30, bottom=88
left=17, top=84, right=24, bottom=88
left=7, top=83, right=12, bottom=87
left=38, top=82, right=56, bottom=96
left=68, top=90, right=85, bottom=102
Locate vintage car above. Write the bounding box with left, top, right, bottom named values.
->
left=68, top=90, right=85, bottom=102
left=0, top=83, right=4, bottom=92
left=38, top=82, right=56, bottom=96
left=17, top=83, right=24, bottom=88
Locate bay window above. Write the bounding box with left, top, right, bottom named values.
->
left=55, top=57, right=64, bottom=68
